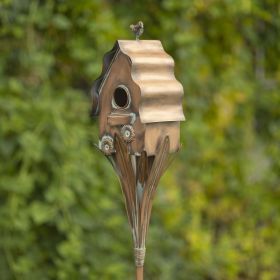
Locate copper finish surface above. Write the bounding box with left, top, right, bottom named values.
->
left=92, top=39, right=185, bottom=279
left=136, top=267, right=143, bottom=280
left=91, top=40, right=185, bottom=155
left=145, top=122, right=180, bottom=155
left=107, top=113, right=132, bottom=126
left=105, top=135, right=170, bottom=279
left=118, top=40, right=184, bottom=124
left=92, top=40, right=185, bottom=124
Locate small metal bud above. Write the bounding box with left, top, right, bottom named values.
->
left=121, top=125, right=135, bottom=142
left=99, top=135, right=114, bottom=155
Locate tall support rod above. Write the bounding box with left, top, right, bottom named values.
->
left=136, top=266, right=144, bottom=280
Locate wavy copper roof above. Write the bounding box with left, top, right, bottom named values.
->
left=92, top=40, right=185, bottom=123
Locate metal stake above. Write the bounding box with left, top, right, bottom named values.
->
left=136, top=266, right=144, bottom=280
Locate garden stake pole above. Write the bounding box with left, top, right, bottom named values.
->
left=136, top=266, right=144, bottom=280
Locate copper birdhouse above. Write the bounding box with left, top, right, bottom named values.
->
left=91, top=38, right=185, bottom=280
left=91, top=40, right=185, bottom=156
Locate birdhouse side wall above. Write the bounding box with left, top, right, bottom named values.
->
left=144, top=122, right=180, bottom=156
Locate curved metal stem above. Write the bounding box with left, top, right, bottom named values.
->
left=110, top=135, right=170, bottom=279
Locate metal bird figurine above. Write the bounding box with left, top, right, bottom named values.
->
left=130, top=21, right=144, bottom=41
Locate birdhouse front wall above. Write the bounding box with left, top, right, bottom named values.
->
left=98, top=52, right=145, bottom=154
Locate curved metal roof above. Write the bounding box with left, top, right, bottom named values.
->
left=92, top=40, right=185, bottom=123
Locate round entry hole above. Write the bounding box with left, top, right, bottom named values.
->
left=113, top=86, right=130, bottom=109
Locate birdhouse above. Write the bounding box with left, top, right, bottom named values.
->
left=91, top=40, right=185, bottom=156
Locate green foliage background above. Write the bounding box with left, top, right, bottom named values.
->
left=0, top=0, right=279, bottom=279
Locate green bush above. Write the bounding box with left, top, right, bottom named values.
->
left=0, top=0, right=279, bottom=279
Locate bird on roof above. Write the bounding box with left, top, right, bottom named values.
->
left=130, top=21, right=144, bottom=41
